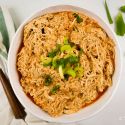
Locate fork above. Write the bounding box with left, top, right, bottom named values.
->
left=0, top=58, right=27, bottom=119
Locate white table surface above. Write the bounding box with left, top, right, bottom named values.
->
left=0, top=0, right=125, bottom=125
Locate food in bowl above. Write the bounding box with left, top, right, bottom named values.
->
left=17, top=11, right=115, bottom=117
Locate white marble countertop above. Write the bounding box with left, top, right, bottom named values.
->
left=0, top=0, right=125, bottom=125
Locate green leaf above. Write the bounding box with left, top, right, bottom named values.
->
left=67, top=56, right=79, bottom=64
left=50, top=85, right=60, bottom=94
left=48, top=51, right=56, bottom=58
left=58, top=58, right=67, bottom=68
left=52, top=57, right=67, bottom=69
left=115, top=12, right=125, bottom=36
left=120, top=5, right=125, bottom=12
left=104, top=0, right=113, bottom=24
left=73, top=13, right=83, bottom=23
left=44, top=75, right=53, bottom=86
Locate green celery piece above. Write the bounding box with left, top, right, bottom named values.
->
left=61, top=45, right=71, bottom=52
left=52, top=59, right=57, bottom=68
left=40, top=56, right=52, bottom=66
left=65, top=68, right=76, bottom=78
left=120, top=5, right=125, bottom=12
left=52, top=57, right=68, bottom=69
left=115, top=12, right=125, bottom=36
left=63, top=36, right=69, bottom=44
left=52, top=56, right=59, bottom=68
left=59, top=65, right=64, bottom=79
left=74, top=66, right=84, bottom=78
left=104, top=0, right=113, bottom=24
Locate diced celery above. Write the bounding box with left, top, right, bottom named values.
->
left=61, top=45, right=72, bottom=52
left=74, top=66, right=84, bottom=77
left=40, top=56, right=52, bottom=66
left=52, top=56, right=58, bottom=68
left=59, top=65, right=64, bottom=79
left=65, top=68, right=76, bottom=78
left=63, top=36, right=69, bottom=44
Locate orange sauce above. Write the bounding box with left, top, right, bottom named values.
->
left=82, top=87, right=108, bottom=108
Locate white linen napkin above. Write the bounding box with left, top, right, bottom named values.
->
left=0, top=5, right=76, bottom=125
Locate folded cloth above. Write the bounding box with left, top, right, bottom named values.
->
left=0, top=5, right=15, bottom=74
left=0, top=5, right=77, bottom=125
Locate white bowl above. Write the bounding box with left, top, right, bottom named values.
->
left=8, top=5, right=122, bottom=123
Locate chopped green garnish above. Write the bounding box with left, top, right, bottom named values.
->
left=115, top=12, right=125, bottom=36
left=59, top=65, right=64, bottom=79
left=73, top=13, right=83, bottom=23
left=48, top=44, right=61, bottom=58
left=56, top=44, right=61, bottom=50
left=44, top=75, right=53, bottom=86
left=74, top=64, right=80, bottom=71
left=50, top=85, right=60, bottom=94
left=67, top=56, right=79, bottom=64
left=40, top=36, right=84, bottom=79
left=61, top=45, right=72, bottom=52
left=40, top=56, right=52, bottom=66
left=57, top=58, right=67, bottom=68
left=52, top=58, right=67, bottom=69
left=55, top=56, right=79, bottom=68
left=48, top=50, right=57, bottom=58
left=120, top=5, right=125, bottom=12
left=52, top=56, right=58, bottom=68
left=63, top=37, right=69, bottom=44
left=74, top=66, right=84, bottom=78
left=104, top=0, right=113, bottom=24
left=52, top=55, right=79, bottom=69
left=64, top=68, right=76, bottom=78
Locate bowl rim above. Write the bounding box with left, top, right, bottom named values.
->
left=8, top=4, right=122, bottom=123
